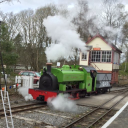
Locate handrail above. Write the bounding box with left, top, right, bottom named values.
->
left=90, top=62, right=101, bottom=71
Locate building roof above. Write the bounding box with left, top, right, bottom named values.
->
left=86, top=35, right=122, bottom=53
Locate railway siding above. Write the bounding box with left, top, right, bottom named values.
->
left=104, top=102, right=128, bottom=128
left=64, top=89, right=128, bottom=128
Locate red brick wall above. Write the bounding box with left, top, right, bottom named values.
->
left=111, top=71, right=119, bottom=84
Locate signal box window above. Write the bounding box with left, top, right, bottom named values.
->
left=82, top=53, right=87, bottom=60
left=91, top=51, right=101, bottom=62
left=91, top=50, right=111, bottom=62
left=102, top=51, right=111, bottom=62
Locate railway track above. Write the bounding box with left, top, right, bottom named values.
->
left=0, top=103, right=46, bottom=117
left=110, top=87, right=128, bottom=93
left=64, top=89, right=128, bottom=128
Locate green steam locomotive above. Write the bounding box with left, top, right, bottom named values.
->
left=29, top=63, right=98, bottom=101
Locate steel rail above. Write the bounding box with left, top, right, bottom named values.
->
left=0, top=102, right=45, bottom=112
left=87, top=91, right=128, bottom=128
left=64, top=89, right=128, bottom=128
left=110, top=88, right=128, bottom=93
left=0, top=103, right=46, bottom=117
left=77, top=103, right=111, bottom=110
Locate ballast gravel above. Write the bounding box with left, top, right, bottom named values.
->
left=0, top=105, right=90, bottom=128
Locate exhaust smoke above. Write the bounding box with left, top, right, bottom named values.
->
left=18, top=87, right=33, bottom=101
left=47, top=94, right=78, bottom=113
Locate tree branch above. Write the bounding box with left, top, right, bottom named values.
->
left=0, top=0, right=10, bottom=3
left=0, top=0, right=19, bottom=4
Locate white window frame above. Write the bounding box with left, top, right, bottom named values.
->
left=91, top=51, right=101, bottom=62
left=81, top=53, right=87, bottom=60
left=102, top=51, right=112, bottom=62
left=91, top=50, right=112, bottom=63
left=113, top=52, right=119, bottom=64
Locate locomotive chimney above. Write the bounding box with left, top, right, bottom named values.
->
left=46, top=63, right=52, bottom=73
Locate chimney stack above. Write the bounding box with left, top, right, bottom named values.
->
left=46, top=63, right=52, bottom=73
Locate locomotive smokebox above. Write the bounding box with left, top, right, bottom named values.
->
left=46, top=63, right=52, bottom=73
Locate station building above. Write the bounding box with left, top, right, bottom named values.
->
left=79, top=35, right=122, bottom=84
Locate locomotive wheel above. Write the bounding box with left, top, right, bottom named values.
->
left=79, top=91, right=86, bottom=98
left=103, top=88, right=107, bottom=93
left=100, top=89, right=106, bottom=94
left=72, top=92, right=77, bottom=98
left=87, top=93, right=90, bottom=96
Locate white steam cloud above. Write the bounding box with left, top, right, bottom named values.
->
left=47, top=94, right=78, bottom=112
left=18, top=87, right=33, bottom=101
left=43, top=15, right=87, bottom=62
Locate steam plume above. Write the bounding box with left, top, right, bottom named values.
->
left=43, top=15, right=87, bottom=62
left=18, top=87, right=33, bottom=101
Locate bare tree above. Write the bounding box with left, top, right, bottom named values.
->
left=73, top=0, right=98, bottom=41
left=10, top=5, right=58, bottom=71
left=123, top=22, right=128, bottom=40
left=100, top=0, right=128, bottom=45
left=0, top=0, right=19, bottom=4
left=122, top=21, right=128, bottom=69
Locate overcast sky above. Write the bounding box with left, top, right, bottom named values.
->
left=0, top=0, right=128, bottom=14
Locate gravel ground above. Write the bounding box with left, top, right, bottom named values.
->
left=0, top=91, right=91, bottom=128
left=0, top=97, right=41, bottom=108
left=0, top=118, right=36, bottom=128
left=0, top=105, right=91, bottom=128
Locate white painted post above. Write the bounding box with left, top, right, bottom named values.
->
left=25, top=77, right=27, bottom=87
left=17, top=76, right=21, bottom=84
left=27, top=76, right=29, bottom=87
left=15, top=76, right=17, bottom=85
left=57, top=62, right=60, bottom=67
left=22, top=76, right=25, bottom=87
left=22, top=76, right=30, bottom=87
left=29, top=76, right=33, bottom=88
